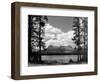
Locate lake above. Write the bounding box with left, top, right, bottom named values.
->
left=42, top=55, right=79, bottom=64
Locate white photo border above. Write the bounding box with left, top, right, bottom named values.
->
left=20, top=6, right=95, bottom=76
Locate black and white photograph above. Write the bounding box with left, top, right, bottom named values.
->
left=11, top=2, right=97, bottom=79
left=28, top=15, right=88, bottom=66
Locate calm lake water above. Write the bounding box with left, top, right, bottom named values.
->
left=42, top=55, right=79, bottom=63
left=28, top=55, right=87, bottom=66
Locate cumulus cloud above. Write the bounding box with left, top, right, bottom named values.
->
left=44, top=24, right=63, bottom=41
left=44, top=23, right=75, bottom=48
left=45, top=24, right=62, bottom=34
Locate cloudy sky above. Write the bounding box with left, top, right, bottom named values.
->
left=48, top=16, right=73, bottom=33
left=44, top=16, right=76, bottom=48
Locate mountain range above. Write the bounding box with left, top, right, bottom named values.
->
left=44, top=45, right=74, bottom=53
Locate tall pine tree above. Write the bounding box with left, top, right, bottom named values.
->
left=28, top=15, right=48, bottom=63
left=72, top=17, right=88, bottom=62
left=72, top=17, right=81, bottom=62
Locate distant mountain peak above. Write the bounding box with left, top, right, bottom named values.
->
left=46, top=45, right=74, bottom=52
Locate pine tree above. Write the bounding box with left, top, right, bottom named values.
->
left=72, top=17, right=81, bottom=62
left=28, top=15, right=48, bottom=63
left=72, top=17, right=88, bottom=62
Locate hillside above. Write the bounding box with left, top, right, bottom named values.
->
left=44, top=45, right=74, bottom=53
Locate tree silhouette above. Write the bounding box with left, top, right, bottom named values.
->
left=79, top=17, right=88, bottom=62
left=72, top=17, right=88, bottom=62
left=81, top=17, right=88, bottom=62
left=72, top=17, right=80, bottom=62
left=28, top=15, right=48, bottom=63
